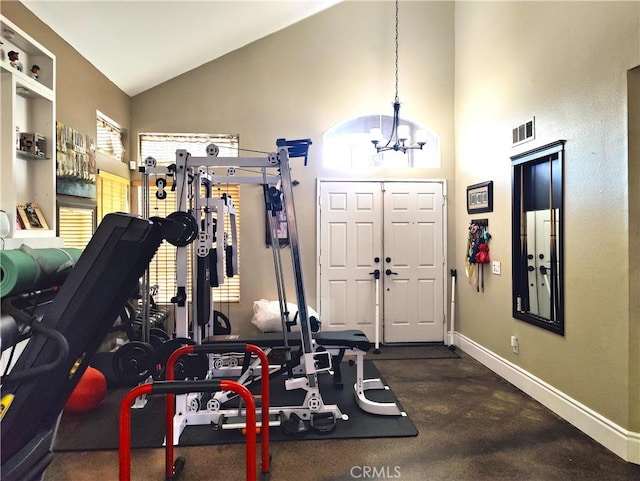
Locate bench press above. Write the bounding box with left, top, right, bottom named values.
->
left=165, top=329, right=404, bottom=444
left=206, top=330, right=403, bottom=415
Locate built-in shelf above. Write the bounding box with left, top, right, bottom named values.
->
left=16, top=150, right=49, bottom=161
left=1, top=15, right=57, bottom=245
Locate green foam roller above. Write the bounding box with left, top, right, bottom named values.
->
left=0, top=245, right=83, bottom=298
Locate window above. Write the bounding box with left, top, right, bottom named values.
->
left=139, top=133, right=240, bottom=304
left=323, top=114, right=441, bottom=169
left=96, top=111, right=125, bottom=161
left=57, top=171, right=130, bottom=249
left=57, top=196, right=96, bottom=249
left=97, top=170, right=130, bottom=222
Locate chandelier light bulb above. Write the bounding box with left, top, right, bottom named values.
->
left=415, top=129, right=428, bottom=145
left=370, top=128, right=384, bottom=144
left=397, top=125, right=410, bottom=142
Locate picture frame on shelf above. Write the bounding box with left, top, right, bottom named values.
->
left=17, top=202, right=48, bottom=230
left=466, top=181, right=493, bottom=214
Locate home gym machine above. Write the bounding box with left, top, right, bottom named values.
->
left=140, top=138, right=404, bottom=444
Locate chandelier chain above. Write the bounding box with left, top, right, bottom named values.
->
left=370, top=0, right=426, bottom=154
left=395, top=0, right=399, bottom=103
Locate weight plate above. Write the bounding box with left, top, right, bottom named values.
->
left=112, top=341, right=155, bottom=385
left=149, top=334, right=164, bottom=350
left=154, top=337, right=195, bottom=380
left=175, top=352, right=209, bottom=380
left=149, top=327, right=170, bottom=341
left=213, top=310, right=231, bottom=335
left=166, top=211, right=198, bottom=247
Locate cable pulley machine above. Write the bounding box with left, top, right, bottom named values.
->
left=140, top=138, right=404, bottom=443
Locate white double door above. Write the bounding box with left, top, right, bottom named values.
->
left=319, top=181, right=445, bottom=343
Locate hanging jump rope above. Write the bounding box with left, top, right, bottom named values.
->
left=465, top=221, right=491, bottom=292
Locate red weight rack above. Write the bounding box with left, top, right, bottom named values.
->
left=119, top=342, right=270, bottom=481
left=165, top=343, right=270, bottom=480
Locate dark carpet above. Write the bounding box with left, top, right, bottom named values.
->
left=53, top=360, right=416, bottom=451
left=370, top=343, right=460, bottom=361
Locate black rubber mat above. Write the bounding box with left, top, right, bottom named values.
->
left=370, top=344, right=460, bottom=361
left=53, top=361, right=417, bottom=451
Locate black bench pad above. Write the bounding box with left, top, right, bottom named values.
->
left=204, top=329, right=371, bottom=352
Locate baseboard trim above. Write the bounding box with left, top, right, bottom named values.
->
left=454, top=332, right=640, bottom=464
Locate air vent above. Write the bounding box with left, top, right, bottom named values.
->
left=512, top=117, right=535, bottom=146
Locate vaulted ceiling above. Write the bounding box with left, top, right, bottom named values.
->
left=21, top=0, right=341, bottom=96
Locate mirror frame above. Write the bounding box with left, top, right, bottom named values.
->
left=511, top=140, right=565, bottom=335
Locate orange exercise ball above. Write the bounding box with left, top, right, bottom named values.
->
left=65, top=366, right=107, bottom=414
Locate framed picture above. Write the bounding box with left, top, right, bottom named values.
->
left=17, top=203, right=49, bottom=230
left=466, top=181, right=493, bottom=214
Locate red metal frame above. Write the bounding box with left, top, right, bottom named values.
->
left=119, top=378, right=257, bottom=481
left=164, top=343, right=270, bottom=479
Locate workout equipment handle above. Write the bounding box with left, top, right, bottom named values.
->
left=0, top=300, right=70, bottom=383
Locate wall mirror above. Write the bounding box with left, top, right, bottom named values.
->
left=511, top=140, right=565, bottom=335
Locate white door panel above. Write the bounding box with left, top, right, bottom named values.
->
left=320, top=182, right=382, bottom=339
left=383, top=182, right=443, bottom=342
left=320, top=181, right=444, bottom=343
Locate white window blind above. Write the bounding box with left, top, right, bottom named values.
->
left=96, top=112, right=125, bottom=161
left=139, top=133, right=240, bottom=304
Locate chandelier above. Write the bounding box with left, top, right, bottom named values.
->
left=371, top=0, right=427, bottom=154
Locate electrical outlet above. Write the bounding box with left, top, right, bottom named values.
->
left=510, top=335, right=519, bottom=354
left=492, top=261, right=501, bottom=275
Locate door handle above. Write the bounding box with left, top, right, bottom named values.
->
left=385, top=269, right=398, bottom=276
left=369, top=269, right=381, bottom=279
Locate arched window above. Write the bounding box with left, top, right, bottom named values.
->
left=323, top=114, right=441, bottom=169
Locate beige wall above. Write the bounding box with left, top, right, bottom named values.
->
left=455, top=1, right=640, bottom=429
left=131, top=1, right=456, bottom=331
left=1, top=1, right=131, bottom=179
